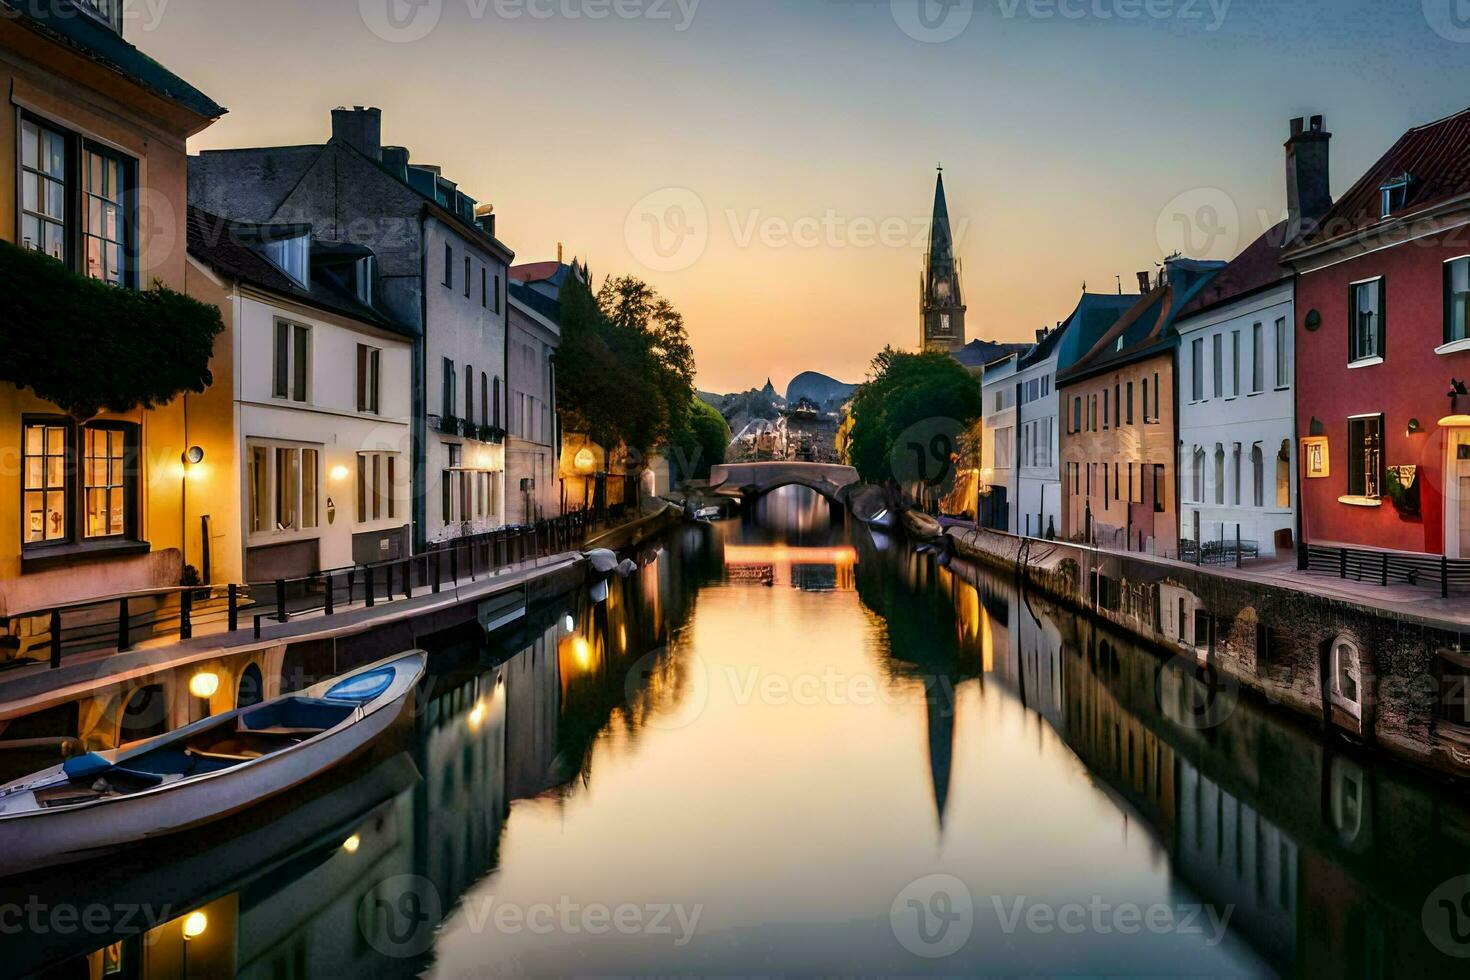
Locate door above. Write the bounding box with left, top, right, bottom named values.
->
left=1450, top=432, right=1470, bottom=559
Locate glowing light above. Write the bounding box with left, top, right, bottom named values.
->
left=331, top=465, right=351, bottom=481
left=188, top=672, right=220, bottom=699
left=182, top=911, right=208, bottom=940
left=343, top=834, right=361, bottom=853
left=573, top=637, right=592, bottom=669
left=1439, top=415, right=1470, bottom=428
left=467, top=700, right=487, bottom=731
left=723, top=545, right=858, bottom=566
left=563, top=614, right=575, bottom=634
left=574, top=447, right=596, bottom=473
left=619, top=624, right=627, bottom=651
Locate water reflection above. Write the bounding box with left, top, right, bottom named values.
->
left=9, top=487, right=1470, bottom=976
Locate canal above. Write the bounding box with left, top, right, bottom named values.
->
left=6, top=485, right=1470, bottom=977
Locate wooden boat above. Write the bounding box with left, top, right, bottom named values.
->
left=0, top=651, right=426, bottom=876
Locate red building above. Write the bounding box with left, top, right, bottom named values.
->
left=1288, top=109, right=1470, bottom=560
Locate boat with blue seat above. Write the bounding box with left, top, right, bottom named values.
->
left=0, top=651, right=426, bottom=876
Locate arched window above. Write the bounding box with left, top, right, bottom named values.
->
left=119, top=684, right=168, bottom=744
left=1276, top=440, right=1291, bottom=509
left=238, top=662, right=265, bottom=709
left=1330, top=634, right=1363, bottom=723
left=1192, top=447, right=1205, bottom=503
left=1251, top=445, right=1265, bottom=507
left=1214, top=444, right=1225, bottom=505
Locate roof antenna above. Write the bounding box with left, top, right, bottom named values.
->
left=1116, top=274, right=1122, bottom=294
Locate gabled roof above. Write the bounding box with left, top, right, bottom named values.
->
left=1177, top=221, right=1292, bottom=320
left=1031, top=292, right=1138, bottom=373
left=1, top=0, right=225, bottom=119
left=1057, top=260, right=1224, bottom=386
left=952, top=338, right=1030, bottom=369
left=186, top=206, right=414, bottom=337
left=510, top=261, right=565, bottom=285
left=1292, top=107, right=1470, bottom=252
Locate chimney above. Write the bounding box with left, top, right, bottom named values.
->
left=1285, top=114, right=1332, bottom=242
left=331, top=106, right=382, bottom=162
left=474, top=203, right=496, bottom=239
left=557, top=242, right=564, bottom=264
left=1137, top=271, right=1151, bottom=292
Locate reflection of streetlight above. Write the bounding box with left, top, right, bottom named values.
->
left=573, top=637, right=592, bottom=669
left=343, top=834, right=361, bottom=853
left=468, top=700, right=487, bottom=731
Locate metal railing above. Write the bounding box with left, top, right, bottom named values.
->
left=0, top=511, right=600, bottom=671
left=1298, top=542, right=1470, bottom=598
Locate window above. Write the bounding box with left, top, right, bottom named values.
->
left=84, top=148, right=127, bottom=285
left=273, top=320, right=310, bottom=402
left=1276, top=440, right=1292, bottom=509
left=20, top=118, right=69, bottom=263
left=1434, top=650, right=1470, bottom=729
left=464, top=257, right=472, bottom=298
left=355, top=256, right=376, bottom=306
left=1249, top=322, right=1264, bottom=393
left=493, top=272, right=502, bottom=314
left=1103, top=389, right=1109, bottom=429
left=1275, top=318, right=1290, bottom=388
left=1232, top=443, right=1242, bottom=506
left=443, top=358, right=457, bottom=419
left=1347, top=416, right=1383, bottom=499
left=1251, top=444, right=1265, bottom=507
left=357, top=453, right=399, bottom=523
left=1214, top=445, right=1225, bottom=505
left=263, top=234, right=309, bottom=286
left=1153, top=464, right=1166, bottom=513
left=246, top=441, right=320, bottom=536
left=1142, top=378, right=1150, bottom=421
left=356, top=345, right=381, bottom=414
left=481, top=267, right=488, bottom=308
left=1152, top=372, right=1160, bottom=421
left=1380, top=175, right=1410, bottom=217
left=1192, top=447, right=1205, bottom=504
left=465, top=364, right=475, bottom=430
left=78, top=0, right=124, bottom=31
left=1351, top=279, right=1384, bottom=363
left=442, top=445, right=461, bottom=524
left=83, top=427, right=128, bottom=538
left=1212, top=333, right=1223, bottom=397
left=1191, top=338, right=1204, bottom=401
left=1126, top=382, right=1134, bottom=425
left=481, top=373, right=490, bottom=427
left=493, top=376, right=502, bottom=428
left=1230, top=331, right=1240, bottom=396
left=1072, top=396, right=1081, bottom=433
left=23, top=421, right=69, bottom=545
left=1446, top=257, right=1470, bottom=346
left=444, top=243, right=454, bottom=287
left=1114, top=384, right=1120, bottom=428
left=939, top=313, right=951, bottom=336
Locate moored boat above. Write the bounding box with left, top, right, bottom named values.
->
left=0, top=651, right=426, bottom=876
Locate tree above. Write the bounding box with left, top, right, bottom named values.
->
left=846, top=347, right=983, bottom=504
left=671, top=398, right=731, bottom=480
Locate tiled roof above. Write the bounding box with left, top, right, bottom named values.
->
left=1295, top=107, right=1470, bottom=250
left=1024, top=293, right=1138, bottom=371
left=2, top=0, right=225, bottom=119
left=1177, top=221, right=1291, bottom=319
left=186, top=206, right=414, bottom=337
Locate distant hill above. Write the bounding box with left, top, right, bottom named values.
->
left=785, top=372, right=856, bottom=410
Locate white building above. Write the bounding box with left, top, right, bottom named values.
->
left=506, top=261, right=573, bottom=523
left=186, top=209, right=414, bottom=583
left=1176, top=225, right=1296, bottom=557
left=979, top=355, right=1017, bottom=530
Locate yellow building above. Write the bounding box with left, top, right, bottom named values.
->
left=0, top=3, right=226, bottom=617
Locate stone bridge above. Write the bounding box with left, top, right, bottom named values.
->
left=708, top=461, right=861, bottom=503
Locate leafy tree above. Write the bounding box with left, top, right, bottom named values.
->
left=670, top=398, right=731, bottom=480
left=846, top=347, right=982, bottom=499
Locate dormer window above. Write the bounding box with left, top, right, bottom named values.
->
left=263, top=234, right=310, bottom=287
left=1380, top=174, right=1412, bottom=218
left=78, top=0, right=124, bottom=32
left=355, top=256, right=377, bottom=307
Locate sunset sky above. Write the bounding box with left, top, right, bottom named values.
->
left=138, top=0, right=1470, bottom=393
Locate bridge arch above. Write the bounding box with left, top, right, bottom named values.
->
left=708, top=461, right=860, bottom=504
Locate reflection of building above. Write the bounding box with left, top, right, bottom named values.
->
left=0, top=3, right=226, bottom=614
left=187, top=209, right=415, bottom=581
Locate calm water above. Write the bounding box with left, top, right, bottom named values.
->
left=9, top=486, right=1470, bottom=977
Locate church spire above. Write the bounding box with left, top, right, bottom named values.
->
left=928, top=167, right=954, bottom=272
left=919, top=167, right=966, bottom=353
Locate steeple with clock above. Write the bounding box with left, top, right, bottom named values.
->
left=919, top=166, right=966, bottom=353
